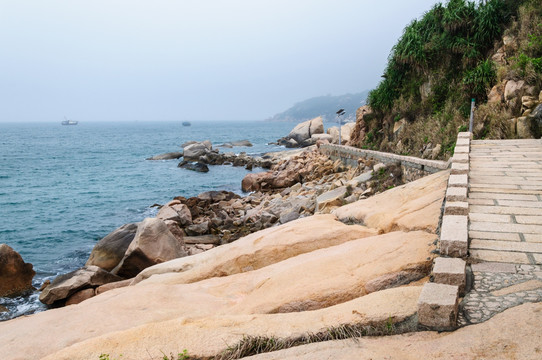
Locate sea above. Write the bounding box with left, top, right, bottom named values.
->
left=0, top=120, right=297, bottom=321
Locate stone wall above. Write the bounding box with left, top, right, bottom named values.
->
left=319, top=144, right=450, bottom=182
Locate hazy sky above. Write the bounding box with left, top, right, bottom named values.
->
left=0, top=0, right=440, bottom=122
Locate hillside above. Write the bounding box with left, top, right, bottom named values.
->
left=267, top=91, right=369, bottom=123
left=349, top=0, right=542, bottom=159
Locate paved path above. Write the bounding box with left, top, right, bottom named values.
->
left=459, top=139, right=542, bottom=325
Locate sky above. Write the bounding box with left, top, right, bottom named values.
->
left=0, top=0, right=441, bottom=122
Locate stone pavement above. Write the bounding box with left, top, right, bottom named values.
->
left=459, top=139, right=542, bottom=325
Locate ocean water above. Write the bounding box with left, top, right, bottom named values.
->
left=0, top=120, right=294, bottom=320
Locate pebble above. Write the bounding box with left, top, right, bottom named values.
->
left=459, top=264, right=542, bottom=326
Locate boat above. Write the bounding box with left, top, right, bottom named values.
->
left=61, top=116, right=78, bottom=125
left=182, top=121, right=191, bottom=126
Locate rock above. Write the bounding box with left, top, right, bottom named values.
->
left=230, top=140, right=253, bottom=147
left=185, top=221, right=209, bottom=236
left=420, top=80, right=432, bottom=101
left=198, top=191, right=237, bottom=202
left=504, top=80, right=525, bottom=101
left=529, top=103, right=542, bottom=133
left=183, top=143, right=210, bottom=160
left=333, top=170, right=448, bottom=233
left=373, top=163, right=386, bottom=173
left=350, top=171, right=373, bottom=186
left=41, top=286, right=423, bottom=360
left=0, top=244, right=35, bottom=297
left=85, top=223, right=138, bottom=272
left=0, top=305, right=6, bottom=313
left=111, top=218, right=187, bottom=279
left=326, top=123, right=356, bottom=144
left=431, top=144, right=441, bottom=159
left=134, top=214, right=377, bottom=285
left=95, top=279, right=132, bottom=295
left=522, top=96, right=538, bottom=110
left=310, top=133, right=333, bottom=142
left=183, top=235, right=220, bottom=245
left=39, top=265, right=122, bottom=305
left=157, top=204, right=192, bottom=226
left=279, top=211, right=300, bottom=224
left=392, top=119, right=407, bottom=138
left=145, top=152, right=183, bottom=161
left=163, top=220, right=185, bottom=246
left=487, top=84, right=504, bottom=103
left=65, top=288, right=95, bottom=306
left=316, top=186, right=348, bottom=212
left=516, top=116, right=534, bottom=138
left=178, top=161, right=209, bottom=173
left=180, top=140, right=198, bottom=148
left=287, top=117, right=324, bottom=144
left=15, top=229, right=432, bottom=360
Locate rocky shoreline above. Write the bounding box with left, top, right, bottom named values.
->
left=0, top=118, right=408, bottom=313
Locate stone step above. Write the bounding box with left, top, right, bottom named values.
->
left=469, top=205, right=542, bottom=216
left=515, top=216, right=542, bottom=225
left=469, top=230, right=521, bottom=242
left=469, top=249, right=531, bottom=264
left=470, top=239, right=542, bottom=253
left=497, top=200, right=542, bottom=208
left=469, top=213, right=511, bottom=223
left=469, top=221, right=542, bottom=234
left=468, top=192, right=538, bottom=201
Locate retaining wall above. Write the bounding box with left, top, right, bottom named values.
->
left=319, top=144, right=450, bottom=181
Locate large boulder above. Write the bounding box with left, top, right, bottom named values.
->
left=287, top=116, right=324, bottom=144
left=134, top=214, right=377, bottom=285
left=326, top=122, right=356, bottom=144
left=504, top=79, right=525, bottom=101
left=111, top=218, right=187, bottom=278
left=39, top=265, right=122, bottom=305
left=85, top=223, right=138, bottom=272
left=0, top=244, right=35, bottom=297
left=333, top=170, right=449, bottom=233
left=183, top=142, right=211, bottom=160
left=145, top=152, right=183, bottom=161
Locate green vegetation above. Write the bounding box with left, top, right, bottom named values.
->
left=359, top=0, right=542, bottom=158
left=215, top=316, right=417, bottom=360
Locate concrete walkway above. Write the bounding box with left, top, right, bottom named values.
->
left=459, top=139, right=542, bottom=325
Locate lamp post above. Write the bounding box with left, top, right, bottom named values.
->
left=336, top=109, right=346, bottom=145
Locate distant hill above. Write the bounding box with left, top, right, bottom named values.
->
left=267, top=91, right=369, bottom=122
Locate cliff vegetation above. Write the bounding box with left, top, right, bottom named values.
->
left=350, top=0, right=542, bottom=159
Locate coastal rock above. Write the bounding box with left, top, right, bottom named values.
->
left=156, top=203, right=192, bottom=226
left=185, top=221, right=209, bottom=236
left=0, top=244, right=35, bottom=297
left=183, top=142, right=211, bottom=160
left=310, top=133, right=333, bottom=143
left=183, top=235, right=220, bottom=245
left=134, top=214, right=377, bottom=285
left=85, top=223, right=138, bottom=272
left=95, top=279, right=132, bottom=295
left=333, top=170, right=449, bottom=233
left=65, top=288, right=95, bottom=306
left=178, top=161, right=209, bottom=173
left=111, top=218, right=187, bottom=278
left=10, top=229, right=433, bottom=360
left=39, top=265, right=122, bottom=305
left=231, top=140, right=253, bottom=147
left=288, top=116, right=324, bottom=143
left=326, top=122, right=356, bottom=144
left=145, top=152, right=183, bottom=161
left=243, top=302, right=542, bottom=360
left=163, top=220, right=186, bottom=245
left=316, top=186, right=349, bottom=212
left=42, top=286, right=423, bottom=360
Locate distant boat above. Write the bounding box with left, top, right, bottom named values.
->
left=182, top=121, right=191, bottom=126
left=61, top=116, right=78, bottom=125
